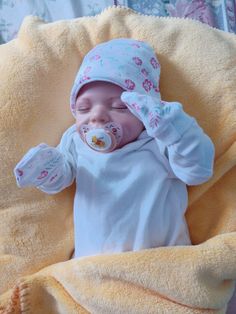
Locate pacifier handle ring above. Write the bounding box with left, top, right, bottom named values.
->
left=84, top=129, right=116, bottom=153
left=79, top=122, right=123, bottom=153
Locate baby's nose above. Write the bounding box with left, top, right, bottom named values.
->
left=90, top=106, right=110, bottom=124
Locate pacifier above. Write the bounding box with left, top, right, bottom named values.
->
left=79, top=122, right=123, bottom=153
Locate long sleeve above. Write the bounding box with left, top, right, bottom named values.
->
left=37, top=125, right=77, bottom=194
left=155, top=104, right=215, bottom=186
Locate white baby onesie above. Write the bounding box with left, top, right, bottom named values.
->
left=17, top=107, right=214, bottom=259
left=14, top=37, right=215, bottom=258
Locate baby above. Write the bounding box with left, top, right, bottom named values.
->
left=14, top=38, right=215, bottom=258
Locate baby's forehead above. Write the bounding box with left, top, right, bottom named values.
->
left=76, top=81, right=125, bottom=101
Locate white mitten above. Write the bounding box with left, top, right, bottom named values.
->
left=14, top=143, right=64, bottom=188
left=121, top=91, right=182, bottom=138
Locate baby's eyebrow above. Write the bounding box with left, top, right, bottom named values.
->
left=76, top=97, right=91, bottom=103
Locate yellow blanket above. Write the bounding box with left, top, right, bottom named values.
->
left=0, top=6, right=236, bottom=313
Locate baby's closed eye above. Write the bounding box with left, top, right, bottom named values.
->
left=76, top=103, right=91, bottom=112
left=111, top=102, right=128, bottom=110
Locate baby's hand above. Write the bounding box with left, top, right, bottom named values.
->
left=14, top=144, right=64, bottom=188
left=121, top=92, right=180, bottom=138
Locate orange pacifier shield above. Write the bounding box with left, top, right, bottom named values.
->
left=79, top=122, right=123, bottom=153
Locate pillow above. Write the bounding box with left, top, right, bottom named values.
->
left=0, top=6, right=235, bottom=295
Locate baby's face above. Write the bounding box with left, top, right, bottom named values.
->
left=75, top=81, right=144, bottom=149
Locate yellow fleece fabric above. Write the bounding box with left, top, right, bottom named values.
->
left=0, top=6, right=235, bottom=313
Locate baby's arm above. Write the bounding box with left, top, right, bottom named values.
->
left=14, top=125, right=77, bottom=194
left=121, top=92, right=215, bottom=185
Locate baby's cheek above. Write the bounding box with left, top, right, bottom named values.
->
left=76, top=114, right=87, bottom=125
left=130, top=115, right=144, bottom=129
left=75, top=119, right=83, bottom=132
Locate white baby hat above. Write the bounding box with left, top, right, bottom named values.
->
left=70, top=38, right=161, bottom=116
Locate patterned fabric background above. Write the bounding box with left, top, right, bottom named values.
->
left=0, top=0, right=236, bottom=44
